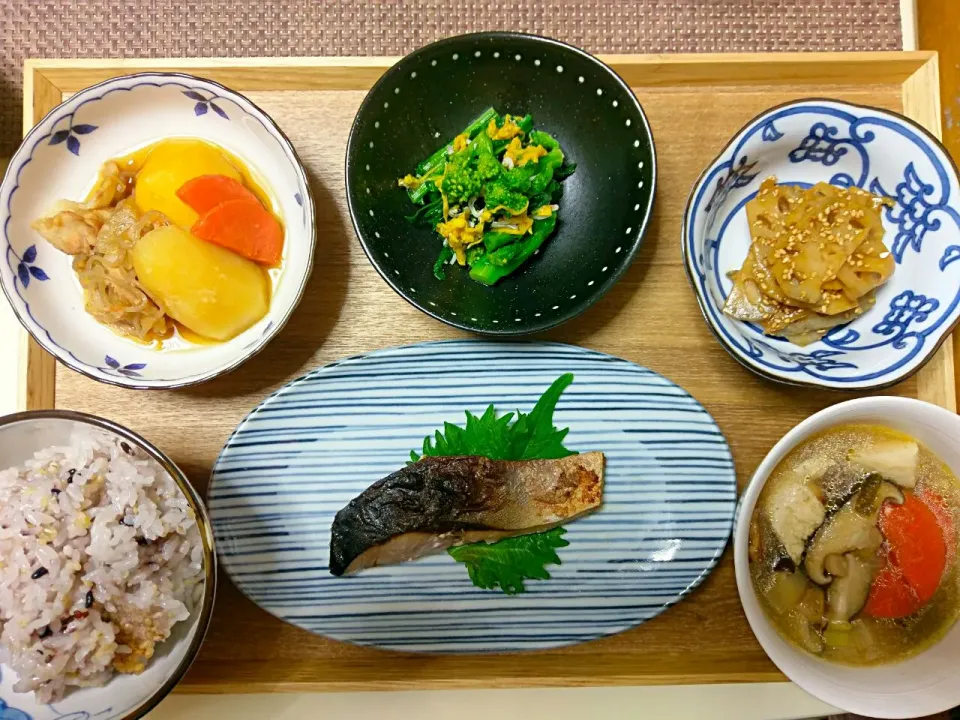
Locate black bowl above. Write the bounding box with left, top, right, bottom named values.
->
left=346, top=32, right=657, bottom=335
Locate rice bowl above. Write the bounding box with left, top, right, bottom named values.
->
left=0, top=411, right=214, bottom=719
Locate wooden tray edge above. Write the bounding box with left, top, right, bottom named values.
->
left=10, top=49, right=953, bottom=692
left=25, top=51, right=936, bottom=92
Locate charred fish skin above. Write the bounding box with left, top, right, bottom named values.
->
left=328, top=453, right=604, bottom=577
left=329, top=456, right=499, bottom=576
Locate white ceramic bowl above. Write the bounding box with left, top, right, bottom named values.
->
left=0, top=73, right=316, bottom=389
left=684, top=99, right=960, bottom=391
left=734, top=397, right=960, bottom=718
left=0, top=410, right=216, bottom=720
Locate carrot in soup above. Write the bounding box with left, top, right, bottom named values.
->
left=865, top=564, right=919, bottom=618
left=865, top=492, right=947, bottom=618
left=191, top=198, right=284, bottom=266
left=176, top=174, right=260, bottom=214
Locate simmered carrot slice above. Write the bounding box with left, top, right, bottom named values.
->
left=864, top=492, right=947, bottom=618
left=881, top=492, right=947, bottom=603
left=176, top=174, right=261, bottom=215
left=191, top=198, right=284, bottom=266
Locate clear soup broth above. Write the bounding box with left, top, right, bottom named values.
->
left=749, top=424, right=960, bottom=665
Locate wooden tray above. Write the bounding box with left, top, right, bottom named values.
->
left=16, top=51, right=956, bottom=692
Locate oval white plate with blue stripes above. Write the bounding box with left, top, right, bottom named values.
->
left=208, top=341, right=737, bottom=653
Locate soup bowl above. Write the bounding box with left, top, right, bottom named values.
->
left=733, top=396, right=960, bottom=718
left=0, top=72, right=316, bottom=389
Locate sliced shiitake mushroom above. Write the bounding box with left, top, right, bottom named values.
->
left=823, top=553, right=849, bottom=578
left=826, top=553, right=874, bottom=622
left=804, top=478, right=902, bottom=585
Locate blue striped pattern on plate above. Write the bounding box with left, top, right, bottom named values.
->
left=208, top=341, right=737, bottom=653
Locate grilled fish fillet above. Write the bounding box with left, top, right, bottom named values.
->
left=329, top=452, right=605, bottom=576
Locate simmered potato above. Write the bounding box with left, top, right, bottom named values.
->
left=132, top=225, right=269, bottom=341
left=134, top=139, right=241, bottom=228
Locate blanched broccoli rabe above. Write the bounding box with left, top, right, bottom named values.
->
left=398, top=109, right=576, bottom=285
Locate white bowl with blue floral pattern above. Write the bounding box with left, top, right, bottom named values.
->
left=683, top=99, right=960, bottom=391
left=0, top=73, right=315, bottom=389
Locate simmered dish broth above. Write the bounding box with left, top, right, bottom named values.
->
left=749, top=425, right=960, bottom=665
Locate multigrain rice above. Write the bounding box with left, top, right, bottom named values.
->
left=0, top=429, right=203, bottom=702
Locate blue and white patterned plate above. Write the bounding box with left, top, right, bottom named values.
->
left=208, top=341, right=737, bottom=653
left=0, top=73, right=315, bottom=389
left=683, top=99, right=960, bottom=390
